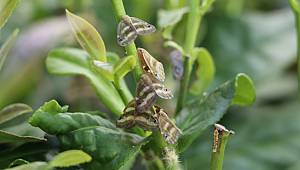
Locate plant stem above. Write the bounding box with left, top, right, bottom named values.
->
left=113, top=79, right=133, bottom=105
left=111, top=0, right=142, bottom=81
left=210, top=132, right=231, bottom=170
left=175, top=0, right=201, bottom=114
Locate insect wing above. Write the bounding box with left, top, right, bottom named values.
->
left=154, top=106, right=182, bottom=144
left=135, top=112, right=158, bottom=130
left=116, top=100, right=136, bottom=128
left=130, top=17, right=156, bottom=35
left=136, top=74, right=157, bottom=113
left=117, top=16, right=137, bottom=46
left=137, top=48, right=165, bottom=82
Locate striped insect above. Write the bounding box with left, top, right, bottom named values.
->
left=137, top=48, right=165, bottom=82
left=153, top=106, right=182, bottom=144
left=170, top=50, right=184, bottom=80
left=135, top=73, right=173, bottom=113
left=117, top=15, right=156, bottom=46
left=116, top=100, right=158, bottom=130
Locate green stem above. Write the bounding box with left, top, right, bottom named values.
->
left=210, top=132, right=231, bottom=170
left=111, top=0, right=142, bottom=81
left=175, top=0, right=201, bottom=114
left=113, top=79, right=132, bottom=105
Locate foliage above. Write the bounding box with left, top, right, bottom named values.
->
left=2, top=0, right=296, bottom=170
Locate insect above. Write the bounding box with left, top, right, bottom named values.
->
left=170, top=50, right=184, bottom=80
left=117, top=15, right=156, bottom=46
left=153, top=106, right=182, bottom=145
left=136, top=74, right=173, bottom=113
left=116, top=100, right=158, bottom=130
left=137, top=48, right=165, bottom=82
left=212, top=124, right=235, bottom=152
left=212, top=127, right=219, bottom=152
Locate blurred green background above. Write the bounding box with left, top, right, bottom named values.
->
left=0, top=0, right=299, bottom=170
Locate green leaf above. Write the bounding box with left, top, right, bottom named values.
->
left=92, top=60, right=114, bottom=81
left=0, top=130, right=46, bottom=144
left=0, top=103, right=32, bottom=125
left=113, top=55, right=136, bottom=80
left=189, top=47, right=215, bottom=95
left=0, top=29, right=18, bottom=72
left=0, top=0, right=19, bottom=29
left=66, top=9, right=106, bottom=61
left=176, top=73, right=255, bottom=152
left=158, top=7, right=189, bottom=39
left=289, top=0, right=300, bottom=13
left=158, top=7, right=189, bottom=28
left=5, top=162, right=47, bottom=170
left=29, top=100, right=116, bottom=135
left=48, top=150, right=92, bottom=168
left=59, top=126, right=144, bottom=170
left=164, top=40, right=185, bottom=54
left=107, top=52, right=120, bottom=64
left=46, top=48, right=124, bottom=115
left=8, top=159, right=29, bottom=168
left=232, top=73, right=256, bottom=106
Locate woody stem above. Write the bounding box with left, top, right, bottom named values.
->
left=111, top=0, right=142, bottom=81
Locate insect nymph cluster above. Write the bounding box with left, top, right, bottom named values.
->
left=116, top=15, right=182, bottom=144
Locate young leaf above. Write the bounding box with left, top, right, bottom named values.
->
left=176, top=73, right=255, bottom=152
left=29, top=100, right=116, bottom=135
left=158, top=7, right=189, bottom=28
left=46, top=48, right=124, bottom=115
left=5, top=162, right=47, bottom=170
left=0, top=103, right=32, bottom=125
left=189, top=47, right=215, bottom=95
left=0, top=130, right=46, bottom=144
left=164, top=40, right=185, bottom=54
left=92, top=60, right=114, bottom=81
left=48, top=150, right=92, bottom=168
left=113, top=55, right=136, bottom=80
left=0, top=0, right=19, bottom=29
left=59, top=126, right=145, bottom=170
left=0, top=29, right=18, bottom=72
left=66, top=9, right=106, bottom=61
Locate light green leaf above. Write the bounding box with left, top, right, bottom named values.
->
left=0, top=29, right=18, bottom=72
left=176, top=73, right=255, bottom=152
left=107, top=52, right=120, bottom=64
left=289, top=0, right=300, bottom=13
left=0, top=103, right=32, bottom=125
left=113, top=55, right=136, bottom=80
left=29, top=100, right=116, bottom=135
left=46, top=48, right=124, bottom=115
left=92, top=60, right=114, bottom=81
left=0, top=0, right=19, bottom=29
left=59, top=126, right=144, bottom=170
left=189, top=47, right=215, bottom=95
left=158, top=7, right=189, bottom=28
left=0, top=130, right=46, bottom=144
left=8, top=159, right=29, bottom=168
left=164, top=40, right=185, bottom=54
left=66, top=9, right=106, bottom=61
left=232, top=73, right=256, bottom=106
left=5, top=162, right=47, bottom=170
left=48, top=150, right=91, bottom=168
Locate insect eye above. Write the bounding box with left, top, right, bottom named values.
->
left=147, top=25, right=151, bottom=28
left=164, top=89, right=168, bottom=91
